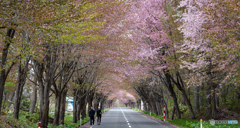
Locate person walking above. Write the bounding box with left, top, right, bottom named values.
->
left=97, top=107, right=102, bottom=125
left=89, top=107, right=95, bottom=125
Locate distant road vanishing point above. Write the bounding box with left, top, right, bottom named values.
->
left=90, top=107, right=176, bottom=128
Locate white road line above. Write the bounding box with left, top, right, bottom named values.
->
left=120, top=107, right=132, bottom=128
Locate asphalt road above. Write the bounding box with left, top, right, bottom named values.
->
left=90, top=107, right=176, bottom=128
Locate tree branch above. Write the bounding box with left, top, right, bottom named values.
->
left=27, top=78, right=38, bottom=86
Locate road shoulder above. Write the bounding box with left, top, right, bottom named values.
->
left=136, top=111, right=179, bottom=128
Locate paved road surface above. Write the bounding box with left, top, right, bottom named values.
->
left=90, top=107, right=176, bottom=128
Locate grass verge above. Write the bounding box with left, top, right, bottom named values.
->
left=0, top=108, right=111, bottom=128
left=130, top=107, right=240, bottom=128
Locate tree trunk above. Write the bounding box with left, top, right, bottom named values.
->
left=34, top=60, right=44, bottom=121
left=41, top=46, right=56, bottom=127
left=60, top=89, right=67, bottom=124
left=82, top=93, right=87, bottom=119
left=77, top=90, right=86, bottom=120
left=53, top=92, right=61, bottom=126
left=73, top=90, right=78, bottom=123
left=81, top=102, right=87, bottom=119
left=151, top=100, right=157, bottom=115
left=0, top=29, right=15, bottom=114
left=162, top=70, right=181, bottom=119
left=2, top=92, right=7, bottom=109
left=100, top=98, right=105, bottom=111
left=88, top=93, right=94, bottom=108
left=212, top=84, right=217, bottom=119
left=41, top=80, right=51, bottom=127
left=216, top=85, right=219, bottom=108
left=171, top=105, right=175, bottom=120
left=172, top=96, right=181, bottom=119
left=77, top=103, right=81, bottom=120
left=200, top=84, right=204, bottom=109
left=171, top=72, right=195, bottom=119
left=93, top=99, right=98, bottom=113
left=14, top=58, right=29, bottom=119
left=194, top=86, right=200, bottom=113
left=165, top=78, right=181, bottom=119
left=143, top=100, right=147, bottom=112
left=30, top=85, right=38, bottom=114
left=158, top=102, right=163, bottom=115
left=181, top=89, right=195, bottom=119
left=206, top=84, right=211, bottom=114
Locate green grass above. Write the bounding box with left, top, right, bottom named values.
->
left=47, top=107, right=111, bottom=128
left=46, top=117, right=90, bottom=128
left=102, top=108, right=110, bottom=113
left=47, top=112, right=90, bottom=128
left=0, top=111, right=39, bottom=128
left=0, top=108, right=112, bottom=128
left=130, top=107, right=240, bottom=128
left=168, top=119, right=240, bottom=128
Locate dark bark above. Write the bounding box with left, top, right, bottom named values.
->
left=143, top=101, right=147, bottom=112
left=170, top=72, right=195, bottom=119
left=167, top=82, right=181, bottom=119
left=73, top=90, right=79, bottom=123
left=216, top=85, right=219, bottom=108
left=221, top=84, right=228, bottom=103
left=30, top=85, right=38, bottom=114
left=0, top=28, right=15, bottom=114
left=153, top=92, right=163, bottom=115
left=81, top=102, right=86, bottom=119
left=53, top=92, right=61, bottom=125
left=53, top=58, right=76, bottom=125
left=212, top=84, right=217, bottom=119
left=181, top=89, right=195, bottom=119
left=200, top=84, right=204, bottom=109
left=59, top=89, right=67, bottom=124
left=236, top=89, right=240, bottom=100
left=33, top=59, right=45, bottom=121
left=159, top=70, right=181, bottom=119
left=93, top=99, right=98, bottom=113
left=194, top=86, right=200, bottom=113
left=136, top=99, right=140, bottom=109
left=171, top=105, right=175, bottom=120
left=77, top=103, right=81, bottom=120
left=93, top=93, right=102, bottom=113
left=41, top=46, right=56, bottom=127
left=77, top=90, right=86, bottom=120
left=52, top=66, right=64, bottom=126
left=172, top=96, right=180, bottom=119
left=100, top=96, right=106, bottom=111
left=158, top=102, right=163, bottom=115
left=13, top=57, right=30, bottom=119
left=77, top=99, right=85, bottom=120
left=150, top=100, right=157, bottom=114
left=88, top=91, right=94, bottom=108
left=100, top=101, right=104, bottom=110
left=206, top=84, right=211, bottom=114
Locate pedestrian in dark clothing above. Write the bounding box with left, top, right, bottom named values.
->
left=97, top=107, right=102, bottom=125
left=89, top=107, right=95, bottom=125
